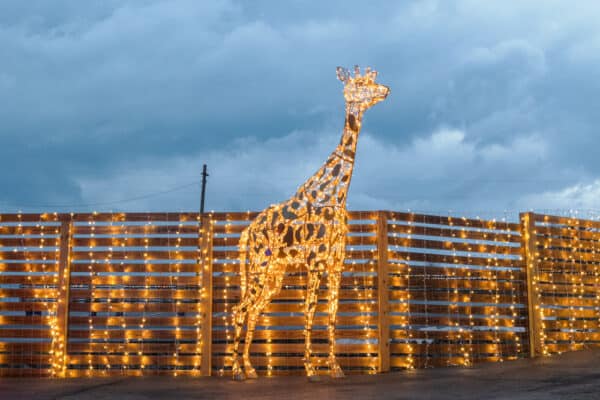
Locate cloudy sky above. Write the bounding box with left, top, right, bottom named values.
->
left=2, top=0, right=600, bottom=218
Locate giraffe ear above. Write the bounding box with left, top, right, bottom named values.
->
left=336, top=67, right=350, bottom=83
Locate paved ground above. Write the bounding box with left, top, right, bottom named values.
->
left=2, top=350, right=600, bottom=400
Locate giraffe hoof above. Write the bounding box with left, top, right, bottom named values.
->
left=245, top=368, right=258, bottom=379
left=330, top=368, right=345, bottom=379
left=232, top=372, right=246, bottom=381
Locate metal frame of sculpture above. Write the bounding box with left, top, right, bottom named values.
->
left=231, top=66, right=390, bottom=380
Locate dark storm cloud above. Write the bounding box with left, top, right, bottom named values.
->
left=1, top=0, right=600, bottom=214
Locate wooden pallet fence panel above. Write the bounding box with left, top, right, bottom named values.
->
left=0, top=213, right=62, bottom=377
left=529, top=213, right=600, bottom=355
left=64, top=213, right=203, bottom=376
left=386, top=212, right=529, bottom=370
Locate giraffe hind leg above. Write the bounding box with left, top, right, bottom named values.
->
left=231, top=295, right=254, bottom=380
left=243, top=271, right=284, bottom=379
left=242, top=313, right=259, bottom=379
left=304, top=270, right=322, bottom=381
left=242, top=302, right=264, bottom=379
left=326, top=269, right=345, bottom=378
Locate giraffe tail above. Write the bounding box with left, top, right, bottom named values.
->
left=238, top=229, right=249, bottom=299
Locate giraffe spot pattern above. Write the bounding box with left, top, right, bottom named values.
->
left=347, top=114, right=359, bottom=131
left=332, top=163, right=341, bottom=177
left=282, top=206, right=298, bottom=220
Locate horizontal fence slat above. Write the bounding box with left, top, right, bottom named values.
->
left=387, top=224, right=521, bottom=243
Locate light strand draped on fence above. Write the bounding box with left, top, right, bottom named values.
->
left=0, top=211, right=599, bottom=377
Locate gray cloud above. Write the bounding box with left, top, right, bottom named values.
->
left=1, top=0, right=600, bottom=217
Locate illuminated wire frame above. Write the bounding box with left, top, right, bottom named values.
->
left=231, top=66, right=390, bottom=380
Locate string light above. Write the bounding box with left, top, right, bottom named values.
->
left=194, top=213, right=203, bottom=374
left=532, top=213, right=600, bottom=355
left=504, top=216, right=521, bottom=361
left=3, top=195, right=600, bottom=377
left=44, top=214, right=61, bottom=377
left=593, top=217, right=600, bottom=352
left=462, top=218, right=473, bottom=367
left=2, top=206, right=600, bottom=376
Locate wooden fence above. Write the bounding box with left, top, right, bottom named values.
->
left=522, top=213, right=600, bottom=356
left=0, top=211, right=598, bottom=377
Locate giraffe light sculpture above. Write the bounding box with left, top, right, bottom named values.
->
left=231, top=66, right=390, bottom=380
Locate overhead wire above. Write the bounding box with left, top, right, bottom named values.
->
left=1, top=181, right=200, bottom=209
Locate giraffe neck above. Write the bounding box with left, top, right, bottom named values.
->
left=339, top=105, right=364, bottom=154
left=295, top=104, right=364, bottom=208
left=334, top=104, right=364, bottom=195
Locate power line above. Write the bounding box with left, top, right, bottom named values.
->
left=3, top=181, right=200, bottom=209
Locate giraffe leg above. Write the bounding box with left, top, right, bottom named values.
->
left=231, top=297, right=252, bottom=380
left=326, top=270, right=345, bottom=378
left=243, top=268, right=284, bottom=379
left=304, top=270, right=322, bottom=381
left=242, top=300, right=265, bottom=379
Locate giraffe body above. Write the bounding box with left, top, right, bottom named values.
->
left=231, top=66, right=389, bottom=380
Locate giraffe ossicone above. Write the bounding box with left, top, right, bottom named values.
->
left=231, top=66, right=390, bottom=381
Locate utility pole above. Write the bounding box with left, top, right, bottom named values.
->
left=200, top=164, right=208, bottom=215
left=198, top=163, right=212, bottom=375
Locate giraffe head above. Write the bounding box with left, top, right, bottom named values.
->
left=337, top=65, right=390, bottom=110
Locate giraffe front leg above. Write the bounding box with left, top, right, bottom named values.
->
left=242, top=303, right=263, bottom=379
left=304, top=271, right=321, bottom=381
left=326, top=270, right=345, bottom=378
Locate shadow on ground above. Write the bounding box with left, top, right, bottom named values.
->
left=2, top=349, right=600, bottom=400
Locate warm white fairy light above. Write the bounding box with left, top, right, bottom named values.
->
left=39, top=213, right=61, bottom=377
left=194, top=213, right=203, bottom=374
left=404, top=215, right=414, bottom=369
left=449, top=216, right=459, bottom=367
left=592, top=221, right=600, bottom=352
left=230, top=66, right=389, bottom=380
left=504, top=218, right=521, bottom=360
left=86, top=218, right=96, bottom=375
left=49, top=214, right=72, bottom=377
left=91, top=216, right=111, bottom=375
left=6, top=163, right=600, bottom=377
left=462, top=218, right=473, bottom=367
left=197, top=214, right=214, bottom=376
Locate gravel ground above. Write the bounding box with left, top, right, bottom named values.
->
left=2, top=349, right=600, bottom=400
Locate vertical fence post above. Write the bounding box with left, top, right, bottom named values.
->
left=52, top=215, right=72, bottom=377
left=199, top=214, right=214, bottom=376
left=520, top=212, right=543, bottom=358
left=376, top=211, right=390, bottom=373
